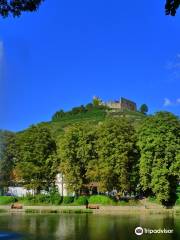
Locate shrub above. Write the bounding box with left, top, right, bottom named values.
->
left=35, top=194, right=51, bottom=204
left=0, top=196, right=16, bottom=205
left=148, top=196, right=160, bottom=204
left=148, top=196, right=157, bottom=202
left=62, top=196, right=74, bottom=204
left=19, top=193, right=63, bottom=205
left=74, top=196, right=88, bottom=205
left=176, top=197, right=180, bottom=205
left=19, top=194, right=50, bottom=205
left=88, top=195, right=114, bottom=205
left=50, top=193, right=63, bottom=205
left=49, top=188, right=63, bottom=205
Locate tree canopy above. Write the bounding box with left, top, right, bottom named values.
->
left=0, top=1, right=179, bottom=18
left=139, top=104, right=148, bottom=115
left=13, top=125, right=58, bottom=192
left=58, top=119, right=139, bottom=195
left=93, top=118, right=139, bottom=193
left=137, top=112, right=180, bottom=205
left=58, top=124, right=97, bottom=194
left=0, top=0, right=44, bottom=17
left=0, top=130, right=16, bottom=189
left=165, top=0, right=180, bottom=16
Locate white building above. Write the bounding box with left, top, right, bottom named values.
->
left=55, top=173, right=69, bottom=196
left=7, top=186, right=35, bottom=197
left=7, top=173, right=70, bottom=197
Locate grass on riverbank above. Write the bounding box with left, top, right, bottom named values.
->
left=0, top=196, right=16, bottom=205
left=0, top=195, right=139, bottom=206
left=25, top=208, right=93, bottom=214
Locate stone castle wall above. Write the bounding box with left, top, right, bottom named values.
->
left=106, top=97, right=137, bottom=111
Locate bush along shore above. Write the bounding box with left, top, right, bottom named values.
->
left=0, top=193, right=180, bottom=213
left=0, top=195, right=118, bottom=206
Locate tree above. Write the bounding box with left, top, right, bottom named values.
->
left=165, top=0, right=180, bottom=16
left=52, top=110, right=65, bottom=121
left=92, top=96, right=102, bottom=107
left=85, top=103, right=94, bottom=111
left=58, top=119, right=139, bottom=196
left=71, top=105, right=87, bottom=115
left=14, top=125, right=58, bottom=192
left=0, top=0, right=44, bottom=18
left=93, top=118, right=139, bottom=194
left=139, top=104, right=148, bottom=115
left=137, top=112, right=180, bottom=205
left=58, top=124, right=97, bottom=195
left=0, top=130, right=16, bottom=191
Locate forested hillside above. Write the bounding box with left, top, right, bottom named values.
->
left=39, top=103, right=145, bottom=138
left=0, top=102, right=180, bottom=206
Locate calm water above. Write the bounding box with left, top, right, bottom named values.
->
left=0, top=213, right=179, bottom=240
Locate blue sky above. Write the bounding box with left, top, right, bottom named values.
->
left=0, top=0, right=180, bottom=131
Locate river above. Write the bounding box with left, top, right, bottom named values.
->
left=0, top=213, right=179, bottom=239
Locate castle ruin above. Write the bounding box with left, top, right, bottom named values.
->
left=93, top=96, right=137, bottom=112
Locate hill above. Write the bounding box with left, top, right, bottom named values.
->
left=38, top=106, right=146, bottom=138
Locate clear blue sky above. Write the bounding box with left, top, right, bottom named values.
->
left=0, top=0, right=180, bottom=132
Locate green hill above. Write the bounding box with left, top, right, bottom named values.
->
left=38, top=106, right=146, bottom=138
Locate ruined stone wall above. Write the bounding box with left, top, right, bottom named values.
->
left=105, top=97, right=137, bottom=111
left=106, top=101, right=121, bottom=109
left=120, top=98, right=137, bottom=111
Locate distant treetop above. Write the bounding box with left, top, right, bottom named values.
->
left=165, top=0, right=180, bottom=16
left=0, top=0, right=44, bottom=17
left=0, top=1, right=178, bottom=18
left=139, top=104, right=148, bottom=115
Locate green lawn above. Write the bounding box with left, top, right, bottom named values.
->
left=0, top=196, right=15, bottom=205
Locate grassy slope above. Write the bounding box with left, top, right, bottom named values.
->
left=38, top=109, right=145, bottom=138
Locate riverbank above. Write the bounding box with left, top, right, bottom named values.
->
left=0, top=205, right=180, bottom=215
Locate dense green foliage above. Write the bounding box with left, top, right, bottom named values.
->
left=58, top=118, right=139, bottom=195
left=17, top=194, right=75, bottom=206
left=137, top=112, right=180, bottom=205
left=1, top=104, right=180, bottom=206
left=0, top=130, right=16, bottom=189
left=0, top=196, right=16, bottom=205
left=58, top=124, right=97, bottom=194
left=0, top=0, right=44, bottom=17
left=19, top=191, right=63, bottom=205
left=52, top=104, right=107, bottom=122
left=62, top=196, right=74, bottom=204
left=13, top=125, right=59, bottom=192
left=74, top=196, right=88, bottom=205
left=139, top=104, right=148, bottom=115
left=88, top=195, right=114, bottom=205
left=48, top=108, right=106, bottom=138
left=93, top=118, right=139, bottom=193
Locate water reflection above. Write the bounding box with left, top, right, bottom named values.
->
left=0, top=213, right=179, bottom=240
left=0, top=232, right=21, bottom=239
